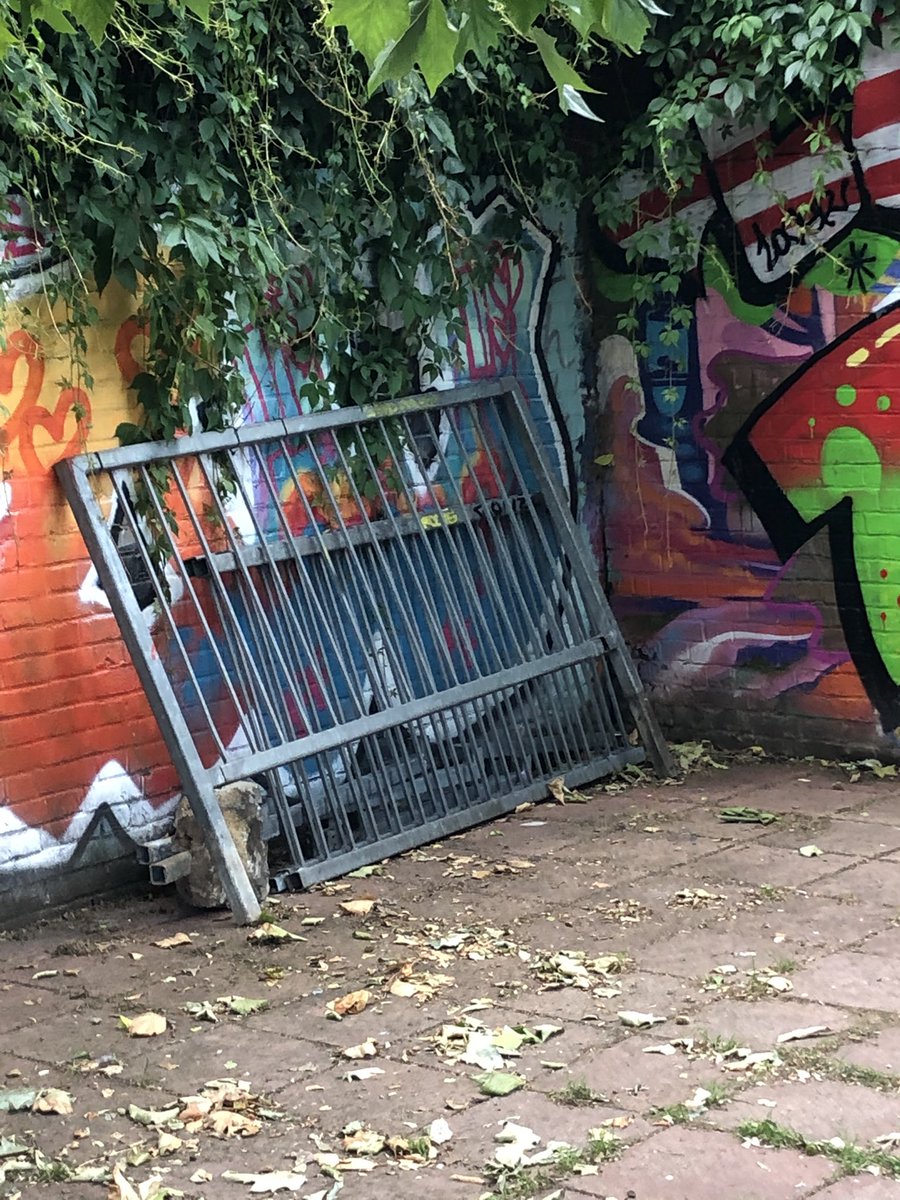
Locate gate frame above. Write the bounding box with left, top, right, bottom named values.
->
left=57, top=379, right=673, bottom=923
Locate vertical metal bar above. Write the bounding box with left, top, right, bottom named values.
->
left=351, top=420, right=519, bottom=802
left=56, top=458, right=261, bottom=924
left=302, top=432, right=440, bottom=830
left=403, top=410, right=557, bottom=776
left=107, top=470, right=229, bottom=761
left=270, top=444, right=413, bottom=844
left=500, top=387, right=675, bottom=777
left=224, top=444, right=380, bottom=857
left=375, top=418, right=527, bottom=804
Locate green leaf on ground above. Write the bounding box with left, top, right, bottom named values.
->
left=474, top=1070, right=526, bottom=1096
left=718, top=806, right=778, bottom=824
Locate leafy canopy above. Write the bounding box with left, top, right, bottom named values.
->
left=0, top=0, right=894, bottom=456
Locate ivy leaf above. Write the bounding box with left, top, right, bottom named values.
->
left=31, top=1, right=77, bottom=34
left=724, top=80, right=744, bottom=113
left=0, top=16, right=15, bottom=52
left=456, top=0, right=503, bottom=66
left=368, top=0, right=458, bottom=96
left=594, top=0, right=649, bottom=52
left=114, top=422, right=151, bottom=447
left=326, top=0, right=411, bottom=67
left=530, top=28, right=601, bottom=120
left=71, top=0, right=115, bottom=44
left=183, top=0, right=211, bottom=20
left=499, top=0, right=545, bottom=34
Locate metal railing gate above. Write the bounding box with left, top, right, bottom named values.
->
left=58, top=380, right=672, bottom=922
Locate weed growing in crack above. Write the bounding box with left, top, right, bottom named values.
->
left=484, top=1136, right=624, bottom=1198
left=652, top=1081, right=731, bottom=1125
left=550, top=1078, right=609, bottom=1106
left=740, top=1119, right=900, bottom=1177
left=778, top=1046, right=900, bottom=1091
left=771, top=957, right=798, bottom=974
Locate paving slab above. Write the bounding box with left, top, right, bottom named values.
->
left=763, top=817, right=900, bottom=858
left=689, top=844, right=862, bottom=889
left=566, top=1124, right=834, bottom=1197
left=814, top=1178, right=900, bottom=1197
left=839, top=1025, right=900, bottom=1074
left=812, top=861, right=900, bottom=906
left=711, top=1078, right=900, bottom=1142
left=567, top=1033, right=723, bottom=1113
left=686, top=997, right=855, bottom=1045
left=791, top=951, right=900, bottom=1011
left=440, top=1087, right=650, bottom=1171
left=758, top=895, right=893, bottom=950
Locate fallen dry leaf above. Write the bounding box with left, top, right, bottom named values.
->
left=207, top=1109, right=261, bottom=1138
left=344, top=1066, right=384, bottom=1081
left=389, top=980, right=419, bottom=998
left=339, top=899, right=376, bottom=916
left=247, top=923, right=305, bottom=943
left=724, top=1049, right=781, bottom=1072
left=326, top=989, right=371, bottom=1017
left=766, top=975, right=793, bottom=993
left=127, top=1102, right=179, bottom=1127
left=120, top=1012, right=167, bottom=1038
left=342, top=1127, right=385, bottom=1155
left=31, top=1088, right=73, bottom=1115
left=799, top=844, right=823, bottom=858
left=776, top=1025, right=831, bottom=1043
left=222, top=1169, right=307, bottom=1192
left=618, top=1010, right=666, bottom=1028
left=313, top=1151, right=377, bottom=1174
left=428, top=1118, right=453, bottom=1145
left=109, top=1164, right=166, bottom=1200
left=178, top=1097, right=213, bottom=1121
left=474, top=1070, right=525, bottom=1097
left=153, top=933, right=193, bottom=949
left=342, top=1039, right=377, bottom=1059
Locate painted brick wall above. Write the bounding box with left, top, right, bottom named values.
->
left=0, top=282, right=179, bottom=910
left=588, top=30, right=900, bottom=758
left=0, top=199, right=585, bottom=913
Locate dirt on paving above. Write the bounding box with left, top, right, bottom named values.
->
left=3, top=754, right=900, bottom=1200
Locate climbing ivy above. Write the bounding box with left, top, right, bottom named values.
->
left=0, top=0, right=568, bottom=445
left=1, top=0, right=896, bottom=449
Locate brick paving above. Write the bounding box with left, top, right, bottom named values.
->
left=2, top=759, right=900, bottom=1199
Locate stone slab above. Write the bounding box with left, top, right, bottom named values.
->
left=567, top=1125, right=833, bottom=1198
left=712, top=1078, right=900, bottom=1142
left=791, top=952, right=900, bottom=1011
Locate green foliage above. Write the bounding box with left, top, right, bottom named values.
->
left=1, top=0, right=893, bottom=456
left=1, top=0, right=568, bottom=443
left=327, top=0, right=654, bottom=111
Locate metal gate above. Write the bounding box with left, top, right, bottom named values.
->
left=57, top=380, right=672, bottom=922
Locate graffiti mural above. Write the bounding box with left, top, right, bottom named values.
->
left=593, top=28, right=900, bottom=749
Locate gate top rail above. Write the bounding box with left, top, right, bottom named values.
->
left=83, top=378, right=515, bottom=472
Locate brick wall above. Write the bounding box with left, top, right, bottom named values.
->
left=0, top=284, right=179, bottom=911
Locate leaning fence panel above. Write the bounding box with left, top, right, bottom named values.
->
left=58, top=380, right=672, bottom=907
